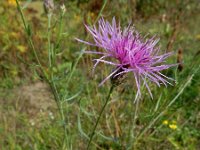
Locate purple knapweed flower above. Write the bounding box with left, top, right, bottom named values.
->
left=76, top=17, right=175, bottom=100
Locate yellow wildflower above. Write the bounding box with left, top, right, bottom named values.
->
left=8, top=0, right=17, bottom=6
left=10, top=32, right=20, bottom=39
left=90, top=12, right=95, bottom=18
left=10, top=69, right=18, bottom=76
left=162, top=120, right=168, bottom=125
left=196, top=34, right=200, bottom=40
left=169, top=124, right=177, bottom=130
left=75, top=15, right=81, bottom=22
left=17, top=45, right=27, bottom=53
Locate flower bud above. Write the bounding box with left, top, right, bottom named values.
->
left=110, top=67, right=127, bottom=87
left=43, top=0, right=54, bottom=14
left=60, top=4, right=66, bottom=14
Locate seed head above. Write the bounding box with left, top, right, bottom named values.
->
left=43, top=0, right=54, bottom=14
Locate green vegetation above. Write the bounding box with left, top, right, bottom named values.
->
left=0, top=0, right=200, bottom=149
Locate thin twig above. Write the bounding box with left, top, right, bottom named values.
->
left=87, top=84, right=115, bottom=150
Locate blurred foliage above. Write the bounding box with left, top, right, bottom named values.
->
left=0, top=0, right=200, bottom=149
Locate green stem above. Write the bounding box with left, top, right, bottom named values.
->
left=47, top=14, right=52, bottom=68
left=94, top=0, right=108, bottom=24
left=60, top=101, right=69, bottom=150
left=46, top=13, right=69, bottom=149
left=55, top=12, right=64, bottom=50
left=16, top=0, right=43, bottom=73
left=134, top=72, right=196, bottom=146
left=127, top=99, right=140, bottom=150
left=66, top=0, right=108, bottom=86
left=48, top=80, right=68, bottom=149
left=87, top=84, right=115, bottom=150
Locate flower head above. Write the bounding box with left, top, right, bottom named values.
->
left=169, top=124, right=177, bottom=130
left=43, top=0, right=54, bottom=14
left=60, top=4, right=66, bottom=14
left=162, top=120, right=169, bottom=125
left=77, top=17, right=175, bottom=100
left=8, top=0, right=17, bottom=6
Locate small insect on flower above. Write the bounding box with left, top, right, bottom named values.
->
left=76, top=17, right=176, bottom=100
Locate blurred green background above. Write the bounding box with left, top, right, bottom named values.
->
left=0, top=0, right=200, bottom=149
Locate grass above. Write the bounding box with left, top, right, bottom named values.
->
left=0, top=0, right=200, bottom=149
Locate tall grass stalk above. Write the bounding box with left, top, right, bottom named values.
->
left=127, top=98, right=140, bottom=150
left=47, top=13, right=52, bottom=68
left=134, top=64, right=200, bottom=146
left=87, top=84, right=115, bottom=150
left=67, top=0, right=108, bottom=86
left=16, top=0, right=70, bottom=149
left=16, top=0, right=45, bottom=77
left=47, top=11, right=71, bottom=149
